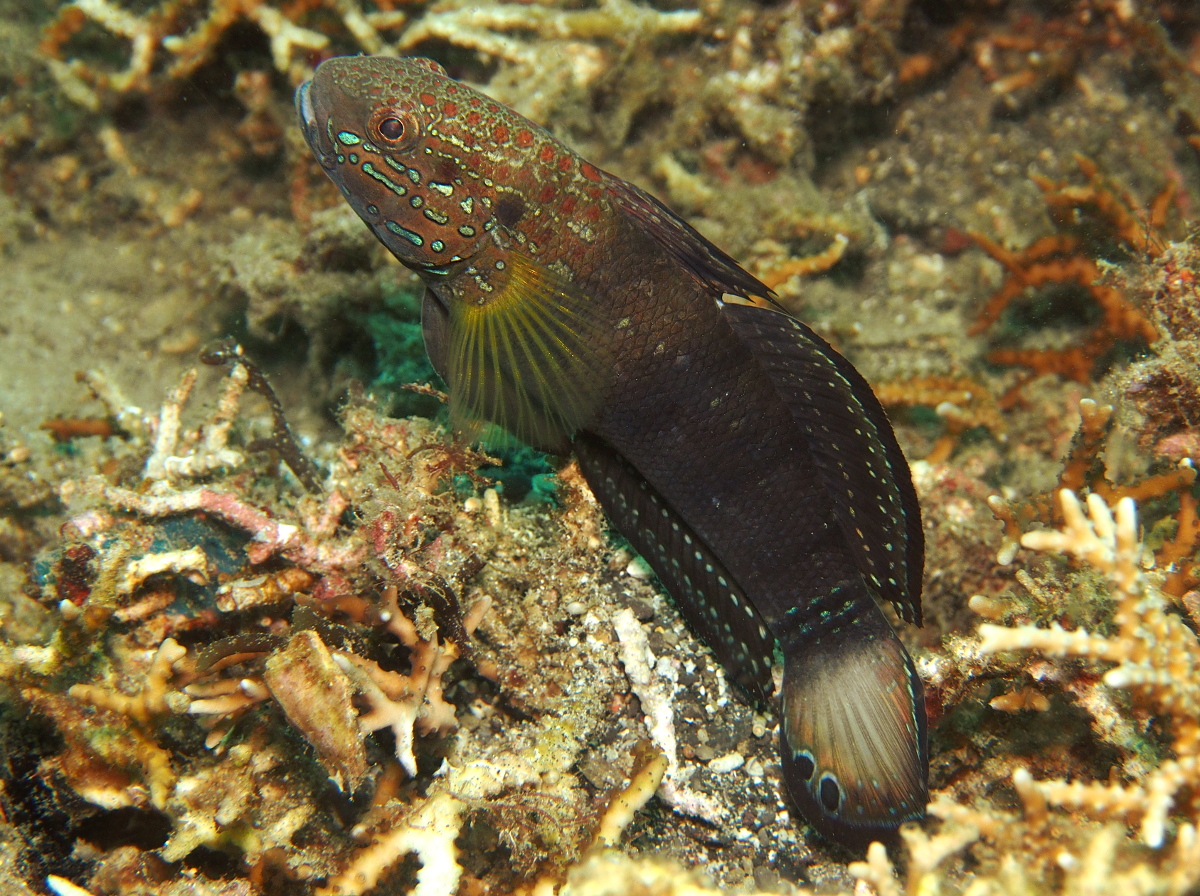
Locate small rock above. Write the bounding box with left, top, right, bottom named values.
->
left=708, top=752, right=745, bottom=774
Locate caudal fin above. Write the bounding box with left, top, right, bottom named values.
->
left=780, top=589, right=927, bottom=848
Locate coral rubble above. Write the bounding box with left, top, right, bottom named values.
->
left=5, top=0, right=1200, bottom=893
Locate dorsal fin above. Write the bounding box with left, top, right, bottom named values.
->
left=602, top=173, right=781, bottom=306
left=722, top=303, right=923, bottom=626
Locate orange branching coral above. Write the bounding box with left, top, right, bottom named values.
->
left=1161, top=490, right=1200, bottom=597
left=979, top=490, right=1200, bottom=849
left=1032, top=154, right=1174, bottom=260
left=755, top=233, right=849, bottom=291
left=970, top=155, right=1167, bottom=383
left=875, top=375, right=1004, bottom=463
left=969, top=230, right=1158, bottom=383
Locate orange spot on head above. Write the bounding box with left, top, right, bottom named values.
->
left=584, top=205, right=601, bottom=223
left=419, top=92, right=437, bottom=107
left=466, top=111, right=482, bottom=126
left=558, top=155, right=573, bottom=172
left=447, top=84, right=458, bottom=94
left=539, top=145, right=555, bottom=164
left=493, top=124, right=509, bottom=144
left=369, top=86, right=382, bottom=95
left=587, top=186, right=601, bottom=201
left=515, top=129, right=534, bottom=148
left=560, top=195, right=576, bottom=216
left=487, top=103, right=499, bottom=113
left=539, top=184, right=557, bottom=204
left=469, top=97, right=482, bottom=108
left=442, top=101, right=458, bottom=116
left=580, top=162, right=601, bottom=182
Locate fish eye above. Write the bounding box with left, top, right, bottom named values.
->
left=368, top=107, right=419, bottom=148
left=379, top=117, right=404, bottom=140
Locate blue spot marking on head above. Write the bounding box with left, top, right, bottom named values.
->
left=385, top=221, right=424, bottom=247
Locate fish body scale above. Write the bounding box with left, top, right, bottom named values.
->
left=299, top=55, right=927, bottom=848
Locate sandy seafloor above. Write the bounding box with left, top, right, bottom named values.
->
left=3, top=1, right=1200, bottom=894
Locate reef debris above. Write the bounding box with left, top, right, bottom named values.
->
left=979, top=489, right=1200, bottom=848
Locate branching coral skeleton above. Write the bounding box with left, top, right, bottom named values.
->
left=978, top=489, right=1200, bottom=847
left=43, top=0, right=704, bottom=109
left=335, top=584, right=490, bottom=778
left=613, top=607, right=726, bottom=824
left=141, top=365, right=246, bottom=482
left=97, top=483, right=363, bottom=572
left=317, top=790, right=465, bottom=896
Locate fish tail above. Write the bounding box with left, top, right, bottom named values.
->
left=779, top=580, right=927, bottom=847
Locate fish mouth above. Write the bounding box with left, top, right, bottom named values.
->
left=295, top=80, right=336, bottom=169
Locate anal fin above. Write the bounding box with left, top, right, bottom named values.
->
left=574, top=432, right=776, bottom=704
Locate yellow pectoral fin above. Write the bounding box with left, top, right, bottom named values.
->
left=447, top=252, right=612, bottom=452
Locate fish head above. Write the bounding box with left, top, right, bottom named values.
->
left=297, top=56, right=495, bottom=271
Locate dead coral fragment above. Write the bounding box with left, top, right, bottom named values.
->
left=318, top=790, right=465, bottom=896
left=394, top=0, right=702, bottom=68
left=986, top=398, right=1197, bottom=565
left=875, top=375, right=1005, bottom=463
left=69, top=637, right=188, bottom=727
left=334, top=583, right=487, bottom=779
left=99, top=483, right=363, bottom=572
left=263, top=629, right=368, bottom=792
left=200, top=339, right=322, bottom=492
left=141, top=365, right=245, bottom=483
left=590, top=742, right=668, bottom=850
left=979, top=489, right=1200, bottom=847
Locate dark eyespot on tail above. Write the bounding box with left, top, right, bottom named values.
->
left=819, top=775, right=841, bottom=813
left=792, top=751, right=816, bottom=783
left=779, top=582, right=928, bottom=849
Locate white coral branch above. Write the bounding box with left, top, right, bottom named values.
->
left=317, top=791, right=464, bottom=896
left=980, top=489, right=1200, bottom=847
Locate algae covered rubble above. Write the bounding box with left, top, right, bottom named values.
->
left=2, top=0, right=1200, bottom=894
